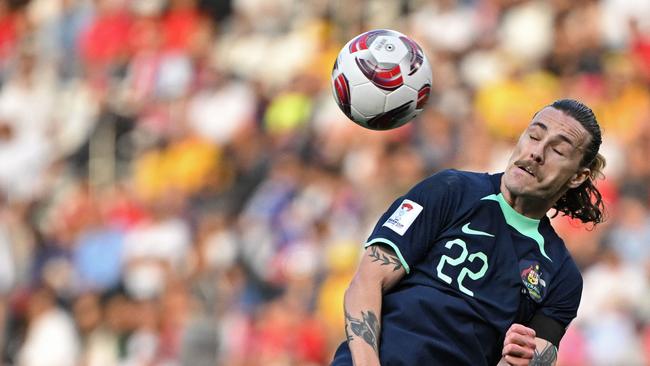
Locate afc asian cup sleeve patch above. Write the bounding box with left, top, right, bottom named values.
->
left=382, top=199, right=423, bottom=236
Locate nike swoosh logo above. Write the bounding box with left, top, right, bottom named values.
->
left=461, top=222, right=494, bottom=237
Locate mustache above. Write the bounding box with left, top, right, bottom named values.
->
left=514, top=160, right=539, bottom=176
left=514, top=160, right=532, bottom=168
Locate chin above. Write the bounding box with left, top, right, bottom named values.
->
left=504, top=175, right=545, bottom=199
left=504, top=181, right=527, bottom=197
left=503, top=170, right=526, bottom=193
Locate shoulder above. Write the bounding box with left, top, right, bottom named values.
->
left=415, top=169, right=493, bottom=194
left=540, top=219, right=583, bottom=283
left=557, top=249, right=583, bottom=285
left=405, top=170, right=499, bottom=217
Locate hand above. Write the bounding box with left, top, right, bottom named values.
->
left=502, top=323, right=536, bottom=366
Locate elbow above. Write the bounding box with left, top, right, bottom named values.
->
left=345, top=271, right=383, bottom=301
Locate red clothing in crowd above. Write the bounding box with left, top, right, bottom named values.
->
left=162, top=7, right=203, bottom=52
left=79, top=10, right=132, bottom=66
left=0, top=11, right=19, bottom=59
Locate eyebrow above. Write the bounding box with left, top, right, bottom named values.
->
left=530, top=121, right=575, bottom=147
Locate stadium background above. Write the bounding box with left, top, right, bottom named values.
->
left=0, top=0, right=649, bottom=365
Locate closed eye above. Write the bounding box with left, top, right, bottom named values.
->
left=529, top=135, right=540, bottom=141
left=552, top=148, right=564, bottom=156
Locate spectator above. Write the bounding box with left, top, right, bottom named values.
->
left=18, top=287, right=80, bottom=366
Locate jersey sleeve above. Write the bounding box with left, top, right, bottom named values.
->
left=540, top=258, right=583, bottom=326
left=364, top=169, right=463, bottom=274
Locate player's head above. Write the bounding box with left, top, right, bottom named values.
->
left=503, top=99, right=605, bottom=224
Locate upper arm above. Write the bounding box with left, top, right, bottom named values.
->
left=529, top=258, right=583, bottom=347
left=527, top=312, right=567, bottom=349
left=353, top=244, right=406, bottom=293
left=538, top=267, right=583, bottom=328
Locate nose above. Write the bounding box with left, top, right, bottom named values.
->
left=530, top=149, right=544, bottom=164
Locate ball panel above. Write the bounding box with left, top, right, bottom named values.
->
left=332, top=56, right=340, bottom=76
left=332, top=73, right=352, bottom=118
left=400, top=51, right=432, bottom=89
left=368, top=35, right=409, bottom=65
left=366, top=99, right=413, bottom=130
left=404, top=110, right=419, bottom=123
left=348, top=29, right=393, bottom=54
left=399, top=36, right=425, bottom=76
left=416, top=83, right=431, bottom=110
left=350, top=105, right=370, bottom=127
left=355, top=57, right=403, bottom=92
left=339, top=50, right=373, bottom=87
left=385, top=85, right=417, bottom=112
left=349, top=82, right=387, bottom=117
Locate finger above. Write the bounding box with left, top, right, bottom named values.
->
left=502, top=343, right=534, bottom=359
left=506, top=323, right=536, bottom=338
left=506, top=323, right=536, bottom=337
left=504, top=354, right=532, bottom=366
left=503, top=332, right=537, bottom=349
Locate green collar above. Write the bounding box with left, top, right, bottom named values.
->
left=481, top=193, right=551, bottom=262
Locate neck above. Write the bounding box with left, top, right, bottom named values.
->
left=499, top=180, right=559, bottom=219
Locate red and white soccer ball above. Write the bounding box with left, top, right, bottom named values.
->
left=331, top=29, right=433, bottom=130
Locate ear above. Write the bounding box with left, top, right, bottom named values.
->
left=567, top=167, right=590, bottom=189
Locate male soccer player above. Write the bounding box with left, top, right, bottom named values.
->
left=331, top=99, right=605, bottom=365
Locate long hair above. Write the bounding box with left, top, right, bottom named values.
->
left=549, top=99, right=606, bottom=225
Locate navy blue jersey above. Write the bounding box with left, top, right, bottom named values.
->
left=332, top=169, right=582, bottom=366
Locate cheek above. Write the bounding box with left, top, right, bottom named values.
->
left=514, top=139, right=526, bottom=153
left=541, top=164, right=576, bottom=186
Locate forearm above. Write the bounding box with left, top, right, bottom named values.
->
left=344, top=276, right=383, bottom=366
left=499, top=336, right=558, bottom=366
left=530, top=338, right=558, bottom=366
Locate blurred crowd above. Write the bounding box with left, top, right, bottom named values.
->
left=0, top=0, right=649, bottom=365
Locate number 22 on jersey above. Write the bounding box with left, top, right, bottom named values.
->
left=436, top=239, right=489, bottom=297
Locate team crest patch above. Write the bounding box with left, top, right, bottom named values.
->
left=382, top=199, right=423, bottom=236
left=520, top=263, right=547, bottom=302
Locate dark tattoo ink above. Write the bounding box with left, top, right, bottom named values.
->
left=344, top=308, right=380, bottom=354
left=530, top=342, right=558, bottom=366
left=369, top=245, right=403, bottom=271
left=345, top=312, right=353, bottom=343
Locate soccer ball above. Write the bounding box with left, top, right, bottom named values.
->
left=331, top=29, right=433, bottom=130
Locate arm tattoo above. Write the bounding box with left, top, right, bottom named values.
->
left=530, top=342, right=558, bottom=366
left=344, top=310, right=354, bottom=343
left=344, top=308, right=380, bottom=354
left=369, top=245, right=403, bottom=271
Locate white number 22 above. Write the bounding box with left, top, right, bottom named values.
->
left=436, top=239, right=488, bottom=297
